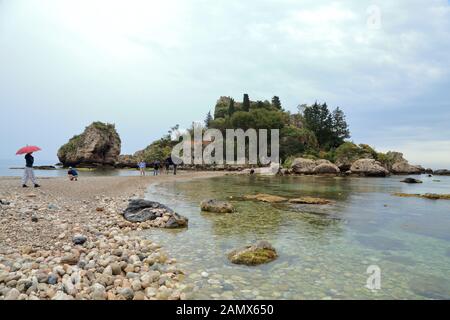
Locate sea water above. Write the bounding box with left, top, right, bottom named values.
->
left=143, top=174, right=450, bottom=300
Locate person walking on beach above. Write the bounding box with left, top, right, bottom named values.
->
left=164, top=157, right=171, bottom=175
left=164, top=156, right=178, bottom=175
left=22, top=153, right=40, bottom=188
left=138, top=160, right=146, bottom=176
left=153, top=160, right=160, bottom=176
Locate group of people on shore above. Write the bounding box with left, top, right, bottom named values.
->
left=21, top=153, right=178, bottom=187
left=138, top=157, right=177, bottom=177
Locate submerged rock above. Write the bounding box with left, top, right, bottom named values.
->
left=243, top=194, right=288, bottom=203
left=228, top=241, right=278, bottom=266
left=350, top=159, right=389, bottom=177
left=409, top=275, right=450, bottom=300
left=393, top=193, right=450, bottom=200
left=356, top=235, right=407, bottom=251
left=289, top=197, right=332, bottom=205
left=200, top=199, right=235, bottom=213
left=122, top=199, right=188, bottom=228
left=400, top=178, right=423, bottom=184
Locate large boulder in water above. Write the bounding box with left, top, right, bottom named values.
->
left=392, top=161, right=423, bottom=174
left=313, top=161, right=340, bottom=174
left=334, top=143, right=377, bottom=171
left=200, top=199, right=235, bottom=213
left=122, top=199, right=188, bottom=228
left=350, top=159, right=389, bottom=177
left=291, top=158, right=316, bottom=174
left=386, top=152, right=423, bottom=174
left=291, top=158, right=340, bottom=175
left=57, top=122, right=121, bottom=167
left=228, top=241, right=278, bottom=266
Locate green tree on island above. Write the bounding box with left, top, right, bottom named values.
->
left=272, top=96, right=282, bottom=110
left=204, top=111, right=213, bottom=128
left=243, top=94, right=250, bottom=112
left=228, top=98, right=235, bottom=117
left=302, top=102, right=350, bottom=149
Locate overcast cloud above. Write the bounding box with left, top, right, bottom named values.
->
left=0, top=0, right=449, bottom=168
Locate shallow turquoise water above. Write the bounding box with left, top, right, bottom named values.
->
left=143, top=175, right=450, bottom=300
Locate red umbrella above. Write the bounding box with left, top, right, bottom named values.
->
left=16, top=145, right=42, bottom=155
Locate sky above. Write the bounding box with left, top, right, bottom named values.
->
left=0, top=0, right=449, bottom=168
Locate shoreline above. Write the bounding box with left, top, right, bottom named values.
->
left=0, top=171, right=225, bottom=300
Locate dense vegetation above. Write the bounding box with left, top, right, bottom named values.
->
left=206, top=95, right=351, bottom=164
left=138, top=94, right=395, bottom=167
left=135, top=125, right=180, bottom=163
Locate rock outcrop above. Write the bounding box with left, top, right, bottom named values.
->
left=291, top=158, right=340, bottom=175
left=200, top=199, right=235, bottom=213
left=228, top=241, right=278, bottom=266
left=435, top=169, right=450, bottom=176
left=350, top=159, right=389, bottom=177
left=58, top=122, right=121, bottom=167
left=122, top=199, right=188, bottom=229
left=115, top=155, right=138, bottom=169
left=386, top=152, right=423, bottom=174
left=335, top=143, right=377, bottom=171
left=391, top=161, right=423, bottom=174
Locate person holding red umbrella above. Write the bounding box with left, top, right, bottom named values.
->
left=16, top=146, right=41, bottom=188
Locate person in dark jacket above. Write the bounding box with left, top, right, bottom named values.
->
left=164, top=156, right=178, bottom=175
left=68, top=167, right=79, bottom=181
left=153, top=161, right=160, bottom=176
left=22, top=153, right=40, bottom=188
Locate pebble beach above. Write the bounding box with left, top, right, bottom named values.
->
left=0, top=172, right=224, bottom=300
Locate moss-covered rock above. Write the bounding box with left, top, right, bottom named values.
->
left=289, top=197, right=332, bottom=205
left=393, top=193, right=450, bottom=200
left=228, top=241, right=278, bottom=266
left=243, top=194, right=288, bottom=203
